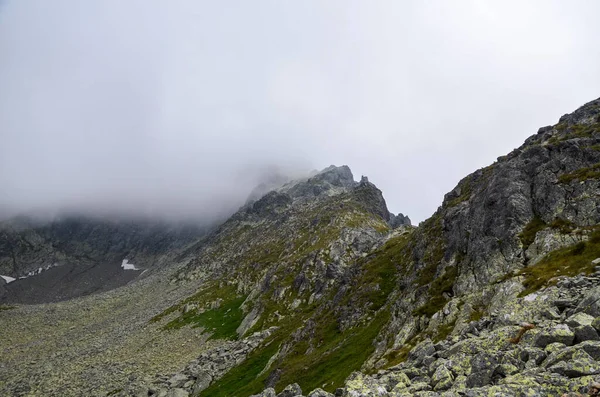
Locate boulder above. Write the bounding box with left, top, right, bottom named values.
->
left=575, top=287, right=600, bottom=317
left=277, top=383, right=302, bottom=397
left=574, top=325, right=600, bottom=343
left=409, top=340, right=436, bottom=366
left=191, top=371, right=212, bottom=395
left=380, top=371, right=410, bottom=391
left=520, top=347, right=547, bottom=366
left=250, top=389, right=277, bottom=397
left=431, top=366, right=454, bottom=391
left=566, top=312, right=595, bottom=328
left=548, top=350, right=600, bottom=378
left=345, top=372, right=387, bottom=396
left=534, top=325, right=575, bottom=348
left=578, top=340, right=600, bottom=360
left=308, top=389, right=334, bottom=397
left=465, top=370, right=493, bottom=388
left=407, top=382, right=433, bottom=393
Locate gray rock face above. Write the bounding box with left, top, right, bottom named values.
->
left=431, top=97, right=600, bottom=295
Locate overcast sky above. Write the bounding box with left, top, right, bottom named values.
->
left=1, top=1, right=599, bottom=223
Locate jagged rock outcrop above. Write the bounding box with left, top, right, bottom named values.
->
left=389, top=213, right=411, bottom=228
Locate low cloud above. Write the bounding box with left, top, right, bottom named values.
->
left=1, top=1, right=599, bottom=223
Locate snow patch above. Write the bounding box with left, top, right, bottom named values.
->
left=21, top=264, right=57, bottom=279
left=1, top=275, right=16, bottom=284
left=121, top=259, right=139, bottom=271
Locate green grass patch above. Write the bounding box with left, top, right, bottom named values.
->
left=413, top=265, right=457, bottom=318
left=550, top=218, right=577, bottom=234
left=447, top=178, right=473, bottom=207
left=519, top=216, right=547, bottom=249
left=150, top=282, right=240, bottom=324
left=200, top=333, right=283, bottom=397
left=469, top=306, right=486, bottom=322
left=200, top=309, right=390, bottom=396
left=416, top=261, right=438, bottom=287
left=163, top=295, right=246, bottom=340
left=356, top=235, right=409, bottom=310
left=0, top=304, right=16, bottom=311
left=517, top=230, right=600, bottom=297
left=235, top=233, right=403, bottom=394
left=552, top=122, right=600, bottom=142
left=434, top=320, right=456, bottom=342
left=275, top=311, right=390, bottom=393
left=558, top=163, right=600, bottom=184
left=382, top=333, right=423, bottom=369
left=415, top=215, right=446, bottom=287
left=383, top=343, right=413, bottom=368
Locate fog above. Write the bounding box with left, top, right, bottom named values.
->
left=1, top=1, right=599, bottom=223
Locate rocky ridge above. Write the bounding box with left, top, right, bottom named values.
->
left=146, top=97, right=600, bottom=396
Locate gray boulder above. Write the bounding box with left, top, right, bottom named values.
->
left=548, top=350, right=600, bottom=378
left=307, top=389, right=334, bottom=397
left=534, top=325, right=575, bottom=348
left=277, top=383, right=302, bottom=397
left=574, top=325, right=600, bottom=343
left=575, top=287, right=600, bottom=317
left=566, top=312, right=595, bottom=327
left=251, top=389, right=277, bottom=397
left=191, top=371, right=212, bottom=395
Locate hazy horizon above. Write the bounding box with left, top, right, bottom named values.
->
left=1, top=1, right=600, bottom=223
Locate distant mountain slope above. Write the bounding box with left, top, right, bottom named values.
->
left=0, top=215, right=211, bottom=303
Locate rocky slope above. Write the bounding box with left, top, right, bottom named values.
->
left=0, top=97, right=599, bottom=397
left=0, top=164, right=405, bottom=396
